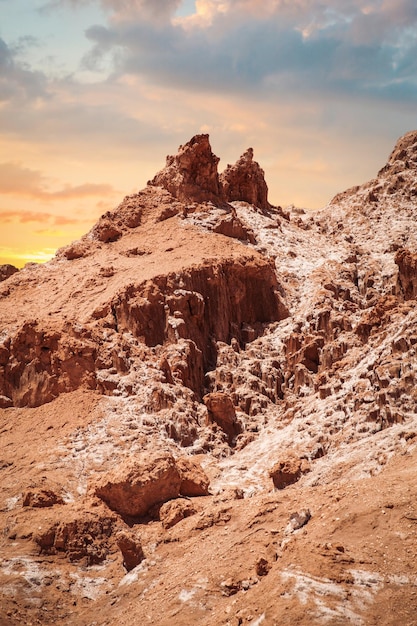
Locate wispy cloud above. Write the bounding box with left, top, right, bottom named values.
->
left=0, top=210, right=82, bottom=225
left=0, top=37, right=48, bottom=102
left=0, top=162, right=116, bottom=201
left=41, top=0, right=181, bottom=20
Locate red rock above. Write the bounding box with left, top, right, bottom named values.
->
left=150, top=134, right=222, bottom=203
left=204, top=392, right=240, bottom=444
left=92, top=216, right=122, bottom=242
left=395, top=248, right=417, bottom=300
left=220, top=148, right=270, bottom=211
left=116, top=531, right=144, bottom=571
left=159, top=498, right=197, bottom=529
left=269, top=455, right=310, bottom=490
left=213, top=212, right=256, bottom=243
left=94, top=452, right=181, bottom=518
left=35, top=512, right=116, bottom=565
left=22, top=488, right=64, bottom=508
left=1, top=322, right=97, bottom=407
left=0, top=264, right=18, bottom=282
left=356, top=295, right=398, bottom=341
left=177, top=456, right=210, bottom=496
left=288, top=508, right=311, bottom=531
left=255, top=557, right=271, bottom=577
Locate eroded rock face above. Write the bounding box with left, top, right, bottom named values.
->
left=149, top=135, right=271, bottom=212
left=35, top=512, right=116, bottom=565
left=395, top=249, right=417, bottom=300
left=220, top=148, right=270, bottom=211
left=0, top=134, right=289, bottom=409
left=150, top=134, right=222, bottom=203
left=112, top=258, right=287, bottom=368
left=204, top=392, right=240, bottom=444
left=3, top=131, right=417, bottom=626
left=0, top=322, right=97, bottom=408
left=0, top=254, right=286, bottom=408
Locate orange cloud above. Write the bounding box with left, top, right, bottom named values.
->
left=0, top=162, right=116, bottom=201
left=0, top=210, right=82, bottom=225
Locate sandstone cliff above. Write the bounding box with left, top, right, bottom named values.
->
left=1, top=132, right=417, bottom=625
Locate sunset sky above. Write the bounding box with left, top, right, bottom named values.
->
left=1, top=0, right=417, bottom=267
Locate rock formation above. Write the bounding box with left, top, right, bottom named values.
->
left=150, top=134, right=272, bottom=211
left=220, top=148, right=270, bottom=211
left=150, top=134, right=222, bottom=203
left=1, top=131, right=417, bottom=625
left=0, top=264, right=18, bottom=282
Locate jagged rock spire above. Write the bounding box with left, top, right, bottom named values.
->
left=150, top=134, right=271, bottom=210
left=150, top=134, right=222, bottom=203
left=220, top=147, right=270, bottom=211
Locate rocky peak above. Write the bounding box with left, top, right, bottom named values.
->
left=385, top=129, right=417, bottom=170
left=373, top=128, right=417, bottom=183
left=149, top=134, right=222, bottom=203
left=220, top=147, right=270, bottom=212
left=149, top=134, right=272, bottom=211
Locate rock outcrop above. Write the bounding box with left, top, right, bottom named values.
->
left=159, top=499, right=197, bottom=529
left=150, top=134, right=222, bottom=203
left=150, top=134, right=272, bottom=211
left=177, top=457, right=210, bottom=496
left=220, top=148, right=270, bottom=211
left=0, top=264, right=18, bottom=282
left=395, top=248, right=417, bottom=300
left=269, top=455, right=310, bottom=490
left=116, top=531, right=144, bottom=571
left=95, top=453, right=210, bottom=518
left=204, top=392, right=240, bottom=444
left=35, top=510, right=117, bottom=565
left=0, top=254, right=286, bottom=408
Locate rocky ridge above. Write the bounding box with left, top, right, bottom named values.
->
left=1, top=132, right=417, bottom=625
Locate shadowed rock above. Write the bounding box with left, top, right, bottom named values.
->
left=150, top=134, right=222, bottom=203
left=0, top=264, right=18, bottom=282
left=220, top=148, right=270, bottom=211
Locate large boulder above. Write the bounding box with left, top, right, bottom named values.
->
left=269, top=455, right=310, bottom=490
left=94, top=452, right=182, bottom=518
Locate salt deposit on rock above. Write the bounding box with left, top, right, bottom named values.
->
left=1, top=131, right=417, bottom=625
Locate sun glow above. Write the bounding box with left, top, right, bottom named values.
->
left=0, top=248, right=56, bottom=268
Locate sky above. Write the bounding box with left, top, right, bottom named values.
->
left=1, top=0, right=417, bottom=267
